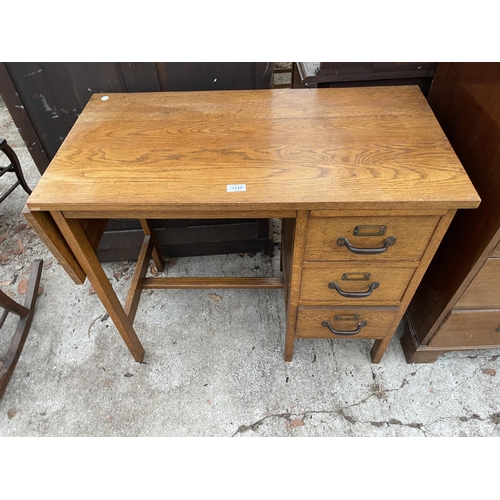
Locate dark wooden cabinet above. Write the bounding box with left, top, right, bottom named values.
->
left=292, top=62, right=437, bottom=96
left=401, top=62, right=500, bottom=362
left=0, top=62, right=274, bottom=261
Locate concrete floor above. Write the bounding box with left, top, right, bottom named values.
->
left=1, top=97, right=500, bottom=437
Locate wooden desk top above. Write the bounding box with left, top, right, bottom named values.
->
left=27, top=87, right=480, bottom=215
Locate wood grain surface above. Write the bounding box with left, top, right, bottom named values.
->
left=455, top=258, right=500, bottom=309
left=428, top=309, right=500, bottom=348
left=27, top=87, right=480, bottom=214
left=491, top=241, right=500, bottom=258
left=23, top=206, right=86, bottom=284
left=300, top=263, right=416, bottom=305
left=296, top=307, right=398, bottom=339
left=304, top=215, right=440, bottom=262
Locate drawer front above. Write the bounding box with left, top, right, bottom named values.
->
left=304, top=216, right=440, bottom=262
left=455, top=258, right=500, bottom=309
left=429, top=309, right=500, bottom=348
left=296, top=307, right=398, bottom=339
left=300, top=264, right=416, bottom=305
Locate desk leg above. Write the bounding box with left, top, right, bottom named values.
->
left=140, top=219, right=164, bottom=272
left=284, top=211, right=308, bottom=361
left=52, top=212, right=145, bottom=362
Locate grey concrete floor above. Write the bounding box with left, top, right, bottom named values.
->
left=1, top=96, right=500, bottom=438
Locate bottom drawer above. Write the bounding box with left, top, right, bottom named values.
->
left=296, top=307, right=398, bottom=339
left=429, top=309, right=500, bottom=348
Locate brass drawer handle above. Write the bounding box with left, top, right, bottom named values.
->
left=337, top=236, right=396, bottom=255
left=496, top=326, right=500, bottom=332
left=328, top=281, right=379, bottom=298
left=321, top=320, right=367, bottom=336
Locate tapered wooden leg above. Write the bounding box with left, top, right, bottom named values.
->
left=124, top=235, right=153, bottom=324
left=140, top=219, right=164, bottom=273
left=52, top=212, right=145, bottom=362
left=284, top=211, right=309, bottom=362
left=370, top=339, right=391, bottom=364
left=371, top=210, right=458, bottom=364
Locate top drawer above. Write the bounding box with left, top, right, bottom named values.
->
left=304, top=216, right=440, bottom=262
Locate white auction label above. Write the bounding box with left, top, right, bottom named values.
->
left=227, top=184, right=246, bottom=192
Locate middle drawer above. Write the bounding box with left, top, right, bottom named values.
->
left=300, top=263, right=416, bottom=306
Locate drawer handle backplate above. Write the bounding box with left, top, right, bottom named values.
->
left=321, top=320, right=367, bottom=336
left=496, top=326, right=500, bottom=333
left=353, top=225, right=386, bottom=236
left=337, top=236, right=396, bottom=255
left=328, top=281, right=379, bottom=298
left=342, top=272, right=371, bottom=281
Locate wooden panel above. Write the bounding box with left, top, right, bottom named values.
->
left=300, top=263, right=416, bottom=306
left=429, top=310, right=500, bottom=348
left=294, top=63, right=437, bottom=95
left=296, top=307, right=398, bottom=339
left=0, top=63, right=50, bottom=172
left=318, top=62, right=437, bottom=78
left=407, top=63, right=500, bottom=345
left=304, top=215, right=440, bottom=262
left=491, top=240, right=500, bottom=258
left=119, top=63, right=161, bottom=92
left=4, top=62, right=127, bottom=162
left=95, top=219, right=273, bottom=261
left=23, top=207, right=86, bottom=284
left=27, top=88, right=480, bottom=214
left=156, top=62, right=273, bottom=91
left=455, top=259, right=500, bottom=309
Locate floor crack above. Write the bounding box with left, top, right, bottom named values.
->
left=232, top=412, right=291, bottom=436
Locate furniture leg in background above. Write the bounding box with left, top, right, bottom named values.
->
left=0, top=259, right=43, bottom=398
left=0, top=138, right=32, bottom=203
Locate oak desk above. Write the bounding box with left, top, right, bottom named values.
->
left=24, top=88, right=480, bottom=364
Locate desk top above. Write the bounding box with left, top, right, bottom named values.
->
left=27, top=87, right=480, bottom=215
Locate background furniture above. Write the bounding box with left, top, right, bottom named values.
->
left=24, top=88, right=479, bottom=364
left=401, top=63, right=500, bottom=362
left=292, top=62, right=438, bottom=96
left=0, top=138, right=32, bottom=202
left=0, top=63, right=274, bottom=261
left=0, top=260, right=42, bottom=398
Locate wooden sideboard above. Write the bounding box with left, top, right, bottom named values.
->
left=401, top=63, right=500, bottom=362
left=292, top=62, right=438, bottom=95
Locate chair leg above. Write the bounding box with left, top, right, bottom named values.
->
left=1, top=140, right=32, bottom=196
left=0, top=259, right=42, bottom=398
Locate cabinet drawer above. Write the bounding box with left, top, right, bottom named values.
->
left=429, top=309, right=500, bottom=348
left=304, top=216, right=440, bottom=262
left=300, top=264, right=415, bottom=305
left=296, top=307, right=398, bottom=339
left=455, top=258, right=500, bottom=309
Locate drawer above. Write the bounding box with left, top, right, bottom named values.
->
left=300, top=263, right=416, bottom=306
left=456, top=258, right=500, bottom=309
left=304, top=216, right=440, bottom=262
left=429, top=309, right=500, bottom=348
left=296, top=307, right=398, bottom=339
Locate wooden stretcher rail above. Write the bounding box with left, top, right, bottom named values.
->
left=142, top=277, right=285, bottom=289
